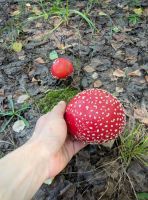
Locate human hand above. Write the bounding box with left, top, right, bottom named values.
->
left=31, top=101, right=86, bottom=179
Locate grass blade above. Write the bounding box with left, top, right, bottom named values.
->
left=0, top=116, right=14, bottom=133
left=70, top=9, right=96, bottom=30
left=16, top=114, right=29, bottom=127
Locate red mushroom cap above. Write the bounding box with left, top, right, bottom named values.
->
left=51, top=58, right=74, bottom=79
left=65, top=89, right=126, bottom=144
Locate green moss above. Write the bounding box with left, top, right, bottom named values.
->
left=37, top=87, right=79, bottom=114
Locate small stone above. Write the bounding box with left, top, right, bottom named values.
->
left=12, top=120, right=25, bottom=133
left=17, top=94, right=29, bottom=104
left=92, top=72, right=98, bottom=79
left=26, top=3, right=31, bottom=7
left=84, top=65, right=95, bottom=73
left=81, top=77, right=89, bottom=88
left=17, top=51, right=26, bottom=60
left=93, top=80, right=103, bottom=88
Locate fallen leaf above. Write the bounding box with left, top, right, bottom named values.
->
left=49, top=50, right=58, bottom=60
left=11, top=10, right=20, bottom=16
left=12, top=42, right=23, bottom=53
left=75, top=2, right=86, bottom=9
left=99, top=11, right=107, bottom=16
left=32, top=6, right=42, bottom=15
left=128, top=69, right=142, bottom=77
left=134, top=108, right=148, bottom=119
left=134, top=108, right=148, bottom=125
left=113, top=34, right=126, bottom=42
left=145, top=75, right=148, bottom=83
left=133, top=8, right=143, bottom=16
left=44, top=13, right=48, bottom=20
left=0, top=89, right=4, bottom=96
left=141, top=118, right=148, bottom=125
left=84, top=65, right=95, bottom=73
left=112, top=26, right=121, bottom=33
left=116, top=87, right=123, bottom=93
left=111, top=41, right=123, bottom=50
left=143, top=8, right=148, bottom=17
left=113, top=69, right=125, bottom=77
left=123, top=27, right=132, bottom=32
left=35, top=22, right=42, bottom=28
left=114, top=50, right=125, bottom=60
left=102, top=139, right=115, bottom=148
left=93, top=80, right=103, bottom=88
left=34, top=57, right=45, bottom=64
left=17, top=94, right=29, bottom=104
left=12, top=120, right=25, bottom=133
left=32, top=77, right=38, bottom=83
left=125, top=54, right=137, bottom=64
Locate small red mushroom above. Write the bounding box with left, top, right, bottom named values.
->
left=51, top=58, right=74, bottom=79
left=65, top=89, right=126, bottom=144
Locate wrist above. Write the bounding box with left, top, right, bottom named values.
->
left=26, top=137, right=51, bottom=180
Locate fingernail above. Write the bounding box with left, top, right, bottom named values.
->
left=58, top=101, right=65, bottom=105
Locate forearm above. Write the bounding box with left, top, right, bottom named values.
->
left=0, top=140, right=50, bottom=200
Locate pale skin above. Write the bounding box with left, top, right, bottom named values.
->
left=0, top=101, right=86, bottom=200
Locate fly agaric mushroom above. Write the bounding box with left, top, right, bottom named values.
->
left=65, top=89, right=126, bottom=144
left=51, top=58, right=74, bottom=79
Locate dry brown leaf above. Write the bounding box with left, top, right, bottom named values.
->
left=0, top=89, right=4, bottom=96
left=32, top=77, right=38, bottom=83
left=32, top=6, right=42, bottom=15
left=141, top=118, right=148, bottom=125
left=111, top=41, right=123, bottom=50
left=34, top=57, right=45, bottom=64
left=113, top=34, right=126, bottom=42
left=11, top=9, right=20, bottom=16
left=84, top=65, right=95, bottom=73
left=145, top=75, right=148, bottom=83
left=123, top=27, right=132, bottom=32
left=134, top=108, right=148, bottom=125
left=113, top=69, right=125, bottom=77
left=125, top=56, right=137, bottom=64
left=26, top=30, right=50, bottom=41
left=102, top=139, right=115, bottom=148
left=128, top=69, right=142, bottom=77
left=93, top=80, right=103, bottom=88
left=116, top=87, right=123, bottom=93
left=134, top=108, right=148, bottom=119
left=143, top=8, right=148, bottom=17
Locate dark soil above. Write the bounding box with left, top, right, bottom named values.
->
left=0, top=0, right=148, bottom=199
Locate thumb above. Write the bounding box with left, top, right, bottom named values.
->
left=51, top=101, right=66, bottom=117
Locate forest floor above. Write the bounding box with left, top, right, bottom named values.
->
left=0, top=1, right=148, bottom=200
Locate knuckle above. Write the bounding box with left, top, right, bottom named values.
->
left=37, top=115, right=46, bottom=124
